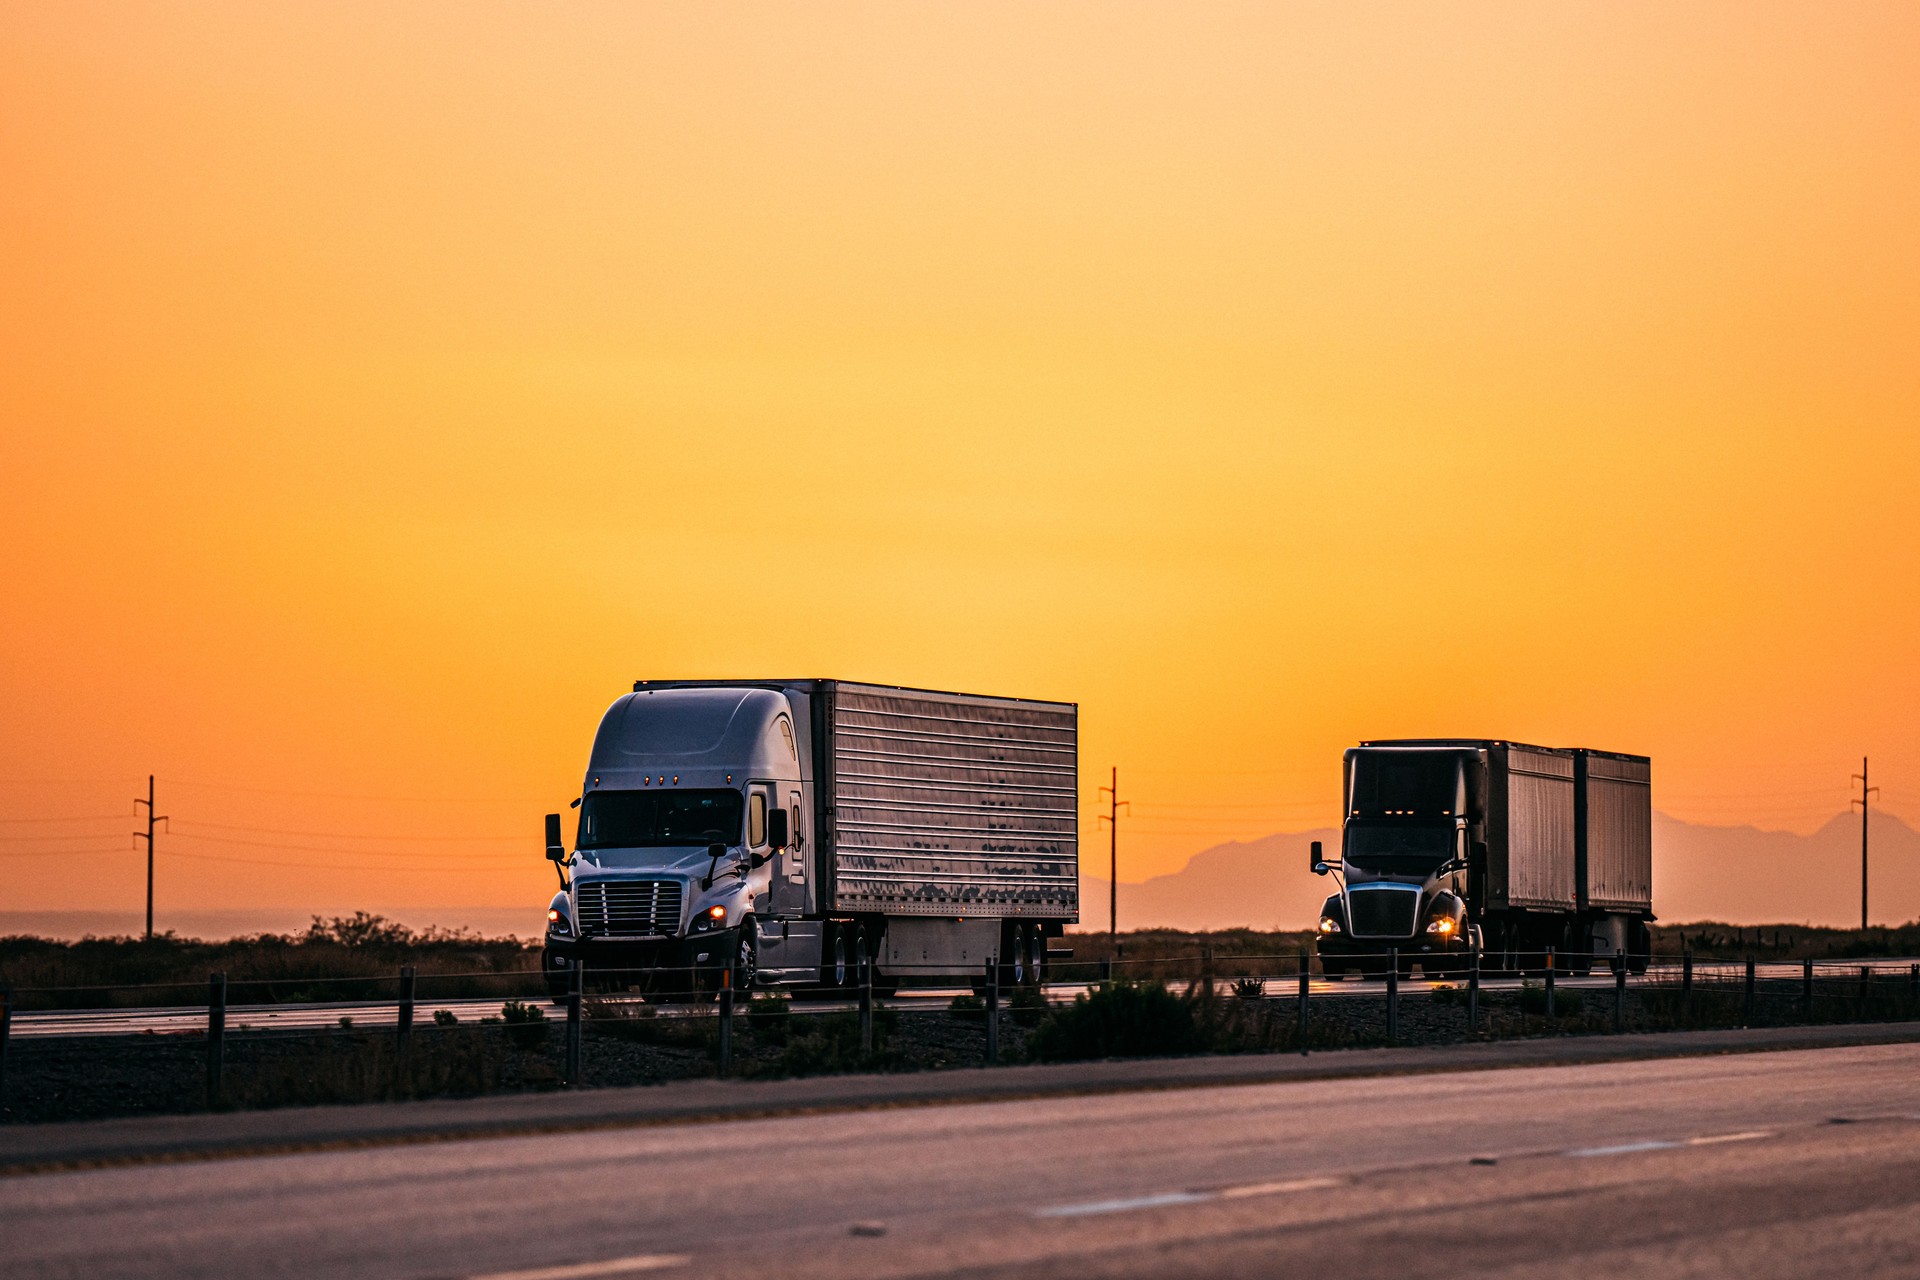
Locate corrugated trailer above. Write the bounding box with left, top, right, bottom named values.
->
left=1487, top=744, right=1578, bottom=911
left=820, top=682, right=1079, bottom=919
left=1575, top=748, right=1653, bottom=926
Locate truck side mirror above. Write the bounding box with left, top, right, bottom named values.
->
left=544, top=813, right=566, bottom=863
left=767, top=808, right=789, bottom=850
left=1310, top=839, right=1328, bottom=875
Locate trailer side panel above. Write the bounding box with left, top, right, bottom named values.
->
left=1494, top=745, right=1577, bottom=910
left=1579, top=750, right=1652, bottom=912
left=827, top=683, right=1078, bottom=918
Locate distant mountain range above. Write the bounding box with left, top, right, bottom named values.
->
left=1079, top=811, right=1920, bottom=932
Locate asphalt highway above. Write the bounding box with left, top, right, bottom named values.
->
left=21, top=959, right=1908, bottom=1038
left=3, top=1040, right=1916, bottom=1279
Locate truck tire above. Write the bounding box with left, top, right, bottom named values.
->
left=733, top=927, right=758, bottom=994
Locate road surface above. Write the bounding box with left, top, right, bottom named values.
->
left=3, top=1039, right=1916, bottom=1278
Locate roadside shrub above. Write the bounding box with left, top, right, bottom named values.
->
left=1231, top=977, right=1266, bottom=1002
left=1025, top=980, right=1203, bottom=1062
left=583, top=998, right=712, bottom=1049
left=227, top=1027, right=502, bottom=1109
left=500, top=999, right=549, bottom=1049
left=1009, top=984, right=1050, bottom=1027
left=753, top=1010, right=896, bottom=1078
left=433, top=1009, right=458, bottom=1026
left=747, top=995, right=793, bottom=1044
left=948, top=993, right=985, bottom=1022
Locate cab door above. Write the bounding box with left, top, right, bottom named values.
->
left=771, top=787, right=808, bottom=915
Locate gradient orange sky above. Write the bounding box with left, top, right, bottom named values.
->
left=4, top=4, right=1917, bottom=927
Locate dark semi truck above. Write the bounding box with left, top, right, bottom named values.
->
left=1312, top=739, right=1652, bottom=977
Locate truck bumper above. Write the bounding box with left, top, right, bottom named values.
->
left=541, top=932, right=733, bottom=997
left=1316, top=935, right=1471, bottom=972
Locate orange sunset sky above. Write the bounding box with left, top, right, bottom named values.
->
left=4, top=4, right=1918, bottom=931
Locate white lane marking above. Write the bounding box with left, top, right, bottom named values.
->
left=1035, top=1191, right=1213, bottom=1218
left=1567, top=1140, right=1681, bottom=1157
left=1217, top=1176, right=1343, bottom=1200
left=465, top=1255, right=690, bottom=1280
left=1568, top=1130, right=1774, bottom=1158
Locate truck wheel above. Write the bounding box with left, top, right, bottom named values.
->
left=734, top=928, right=758, bottom=994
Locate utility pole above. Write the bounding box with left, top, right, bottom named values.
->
left=1852, top=757, right=1879, bottom=932
left=133, top=776, right=167, bottom=941
left=1096, top=768, right=1128, bottom=954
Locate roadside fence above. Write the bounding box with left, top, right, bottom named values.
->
left=4, top=949, right=1919, bottom=1125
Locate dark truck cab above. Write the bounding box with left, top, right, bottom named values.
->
left=1313, top=740, right=1652, bottom=977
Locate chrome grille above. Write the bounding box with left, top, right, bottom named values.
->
left=575, top=880, right=683, bottom=937
left=1347, top=887, right=1420, bottom=939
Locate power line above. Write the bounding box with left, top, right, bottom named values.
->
left=171, top=819, right=525, bottom=843
left=154, top=847, right=542, bottom=874
left=159, top=777, right=548, bottom=804
left=165, top=832, right=529, bottom=860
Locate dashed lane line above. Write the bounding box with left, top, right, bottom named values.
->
left=464, top=1254, right=690, bottom=1280
left=1035, top=1191, right=1214, bottom=1218
left=1567, top=1131, right=1774, bottom=1158
left=1036, top=1175, right=1344, bottom=1218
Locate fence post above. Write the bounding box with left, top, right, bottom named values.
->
left=1682, top=948, right=1693, bottom=1023
left=566, top=960, right=583, bottom=1086
left=1544, top=947, right=1556, bottom=1021
left=397, top=965, right=416, bottom=1059
left=1099, top=957, right=1112, bottom=983
left=206, top=971, right=227, bottom=1111
left=1744, top=956, right=1755, bottom=1026
left=1385, top=948, right=1398, bottom=1043
left=988, top=956, right=1002, bottom=1063
left=1296, top=948, right=1309, bottom=1055
left=1803, top=957, right=1814, bottom=1023
left=859, top=935, right=874, bottom=1057
left=1468, top=944, right=1480, bottom=1034
left=715, top=962, right=733, bottom=1078
left=1910, top=963, right=1918, bottom=1012
left=0, top=983, right=12, bottom=1112
left=1614, top=949, right=1626, bottom=1033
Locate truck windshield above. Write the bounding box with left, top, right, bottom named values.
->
left=1350, top=752, right=1463, bottom=820
left=578, top=789, right=743, bottom=849
left=1344, top=825, right=1453, bottom=875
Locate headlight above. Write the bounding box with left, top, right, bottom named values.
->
left=693, top=904, right=728, bottom=932
left=1318, top=916, right=1341, bottom=935
left=1425, top=917, right=1457, bottom=935
left=547, top=907, right=573, bottom=937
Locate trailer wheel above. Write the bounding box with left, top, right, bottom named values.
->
left=1010, top=925, right=1029, bottom=986
left=829, top=927, right=850, bottom=987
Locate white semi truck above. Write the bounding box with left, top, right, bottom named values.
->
left=540, top=679, right=1077, bottom=998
